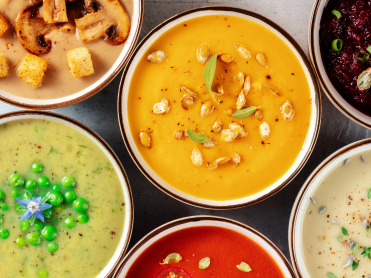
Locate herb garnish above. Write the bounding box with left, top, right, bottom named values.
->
left=341, top=227, right=348, bottom=236
left=368, top=188, right=371, bottom=199
left=236, top=262, right=252, bottom=272
left=361, top=246, right=371, bottom=259
left=159, top=253, right=181, bottom=265
left=327, top=272, right=337, bottom=278
left=198, top=257, right=210, bottom=269
left=203, top=53, right=218, bottom=92
left=337, top=236, right=343, bottom=242
left=352, top=243, right=359, bottom=254
left=186, top=129, right=217, bottom=145
left=352, top=260, right=359, bottom=271
left=232, top=106, right=261, bottom=119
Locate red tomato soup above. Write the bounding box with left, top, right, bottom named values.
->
left=125, top=226, right=285, bottom=278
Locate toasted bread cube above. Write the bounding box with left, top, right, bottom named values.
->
left=18, top=54, right=48, bottom=88
left=0, top=13, right=10, bottom=37
left=0, top=54, right=9, bottom=77
left=67, top=47, right=94, bottom=78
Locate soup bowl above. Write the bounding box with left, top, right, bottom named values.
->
left=113, top=215, right=296, bottom=278
left=0, top=0, right=143, bottom=109
left=0, top=110, right=133, bottom=278
left=118, top=6, right=321, bottom=209
left=309, top=0, right=371, bottom=128
left=289, top=139, right=371, bottom=277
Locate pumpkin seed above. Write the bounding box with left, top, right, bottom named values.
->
left=212, top=118, right=223, bottom=134
left=280, top=100, right=295, bottom=121
left=207, top=157, right=231, bottom=169
left=215, top=84, right=225, bottom=95
left=229, top=122, right=247, bottom=139
left=234, top=43, right=251, bottom=59
left=265, top=84, right=280, bottom=96
left=174, top=130, right=184, bottom=139
left=152, top=98, right=170, bottom=115
left=178, top=85, right=199, bottom=99
left=260, top=122, right=270, bottom=140
left=218, top=54, right=236, bottom=64
left=243, top=75, right=251, bottom=95
left=147, top=50, right=167, bottom=63
left=256, top=53, right=268, bottom=68
left=232, top=153, right=241, bottom=165
left=139, top=131, right=152, bottom=148
left=224, top=108, right=235, bottom=117
left=204, top=140, right=215, bottom=148
left=236, top=91, right=246, bottom=110
left=180, top=95, right=194, bottom=110
left=254, top=109, right=263, bottom=121
left=196, top=43, right=211, bottom=64
left=201, top=100, right=215, bottom=118
left=221, top=129, right=238, bottom=142
left=238, top=72, right=245, bottom=88
left=191, top=148, right=204, bottom=166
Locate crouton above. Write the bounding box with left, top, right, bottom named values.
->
left=0, top=13, right=10, bottom=37
left=18, top=54, right=48, bottom=88
left=67, top=47, right=94, bottom=78
left=0, top=55, right=9, bottom=78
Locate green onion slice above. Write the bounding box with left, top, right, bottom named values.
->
left=356, top=52, right=370, bottom=61
left=367, top=46, right=371, bottom=54
left=332, top=9, right=341, bottom=19
left=332, top=39, right=343, bottom=51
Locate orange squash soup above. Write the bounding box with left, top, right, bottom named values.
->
left=128, top=15, right=311, bottom=201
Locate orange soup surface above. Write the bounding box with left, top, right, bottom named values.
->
left=125, top=226, right=285, bottom=278
left=128, top=15, right=312, bottom=201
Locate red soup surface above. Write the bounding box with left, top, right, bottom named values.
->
left=125, top=226, right=285, bottom=278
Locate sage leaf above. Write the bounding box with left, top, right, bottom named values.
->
left=204, top=53, right=218, bottom=91
left=327, top=272, right=337, bottom=278
left=368, top=188, right=371, bottom=199
left=232, top=106, right=261, bottom=119
left=236, top=262, right=252, bottom=272
left=342, top=227, right=348, bottom=236
left=159, top=253, right=181, bottom=265
left=337, top=236, right=343, bottom=242
left=352, top=260, right=359, bottom=271
left=352, top=243, right=359, bottom=254
left=186, top=129, right=217, bottom=145
left=198, top=257, right=210, bottom=269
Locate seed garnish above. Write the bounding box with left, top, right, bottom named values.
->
left=310, top=197, right=316, bottom=204
left=331, top=220, right=339, bottom=225
left=319, top=206, right=326, bottom=214
left=344, top=158, right=349, bottom=166
left=362, top=155, right=367, bottom=163
left=349, top=241, right=355, bottom=248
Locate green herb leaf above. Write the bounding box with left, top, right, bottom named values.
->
left=331, top=9, right=341, bottom=19
left=368, top=188, right=371, bottom=199
left=366, top=228, right=371, bottom=233
left=361, top=246, right=371, bottom=259
left=352, top=243, right=359, bottom=254
left=236, top=262, right=252, bottom=272
left=79, top=145, right=87, bottom=148
left=337, top=236, right=344, bottom=242
left=232, top=106, right=261, bottom=119
left=159, top=253, right=181, bottom=265
left=327, top=272, right=337, bottom=278
left=203, top=53, right=218, bottom=91
left=24, top=190, right=33, bottom=201
left=48, top=147, right=55, bottom=155
left=198, top=257, right=210, bottom=269
left=29, top=215, right=36, bottom=226
left=352, top=260, right=359, bottom=271
left=367, top=46, right=371, bottom=54
left=341, top=227, right=348, bottom=236
left=186, top=129, right=216, bottom=144
left=15, top=205, right=27, bottom=213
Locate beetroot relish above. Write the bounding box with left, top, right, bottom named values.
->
left=320, top=0, right=371, bottom=115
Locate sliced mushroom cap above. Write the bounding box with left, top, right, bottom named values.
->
left=15, top=5, right=56, bottom=55
left=44, top=0, right=68, bottom=23
left=76, top=0, right=130, bottom=45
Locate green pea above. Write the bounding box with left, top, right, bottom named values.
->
left=27, top=232, right=41, bottom=246
left=9, top=173, right=24, bottom=187
left=16, top=237, right=26, bottom=247
left=41, top=225, right=57, bottom=241
left=0, top=229, right=9, bottom=239
left=1, top=204, right=8, bottom=211
left=20, top=220, right=30, bottom=232
left=0, top=189, right=5, bottom=201
left=25, top=179, right=37, bottom=190
left=34, top=220, right=45, bottom=231
left=47, top=242, right=58, bottom=253
left=64, top=217, right=75, bottom=229
left=31, top=162, right=43, bottom=173
left=0, top=214, right=3, bottom=225
left=64, top=190, right=76, bottom=203
left=76, top=213, right=89, bottom=224
left=51, top=184, right=62, bottom=192
left=38, top=176, right=50, bottom=188
left=37, top=269, right=48, bottom=278
left=48, top=192, right=63, bottom=207
left=73, top=198, right=88, bottom=212
left=62, top=176, right=76, bottom=188
left=43, top=208, right=53, bottom=219
left=11, top=190, right=19, bottom=197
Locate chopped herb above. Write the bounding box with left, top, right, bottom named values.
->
left=352, top=260, right=359, bottom=271
left=368, top=188, right=371, bottom=199
left=79, top=145, right=87, bottom=148
left=66, top=136, right=72, bottom=139
left=327, top=273, right=337, bottom=278
left=352, top=243, right=359, bottom=254
left=48, top=147, right=56, bottom=154
left=337, top=236, right=344, bottom=242
left=342, top=227, right=348, bottom=236
left=362, top=246, right=371, bottom=259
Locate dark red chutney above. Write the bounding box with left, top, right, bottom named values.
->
left=320, top=0, right=371, bottom=115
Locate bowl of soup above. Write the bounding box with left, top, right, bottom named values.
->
left=290, top=139, right=371, bottom=278
left=309, top=0, right=371, bottom=128
left=0, top=0, right=143, bottom=109
left=0, top=110, right=133, bottom=277
left=113, top=215, right=296, bottom=278
left=118, top=6, right=321, bottom=209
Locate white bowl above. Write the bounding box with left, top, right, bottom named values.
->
left=0, top=110, right=134, bottom=278
left=0, top=0, right=143, bottom=110
left=113, top=216, right=296, bottom=278
left=118, top=6, right=321, bottom=209
left=309, top=0, right=371, bottom=128
left=289, top=138, right=371, bottom=277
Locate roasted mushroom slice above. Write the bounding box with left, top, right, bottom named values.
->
left=44, top=0, right=68, bottom=23
left=75, top=0, right=130, bottom=45
left=15, top=5, right=56, bottom=55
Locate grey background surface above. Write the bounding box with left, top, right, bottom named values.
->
left=1, top=0, right=369, bottom=264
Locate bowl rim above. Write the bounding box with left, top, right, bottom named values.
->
left=112, top=215, right=296, bottom=278
left=308, top=0, right=371, bottom=128
left=288, top=138, right=371, bottom=277
left=0, top=0, right=144, bottom=110
left=118, top=5, right=322, bottom=210
left=0, top=110, right=134, bottom=278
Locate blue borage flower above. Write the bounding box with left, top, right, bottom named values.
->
left=16, top=192, right=52, bottom=223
